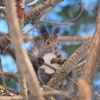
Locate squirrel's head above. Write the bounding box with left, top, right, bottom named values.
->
left=38, top=25, right=60, bottom=54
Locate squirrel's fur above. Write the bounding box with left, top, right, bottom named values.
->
left=30, top=25, right=74, bottom=100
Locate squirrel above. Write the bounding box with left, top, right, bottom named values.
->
left=30, top=25, right=74, bottom=100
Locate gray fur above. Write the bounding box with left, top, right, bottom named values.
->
left=31, top=25, right=74, bottom=100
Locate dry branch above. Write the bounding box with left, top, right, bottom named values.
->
left=23, top=7, right=53, bottom=35
left=24, top=0, right=63, bottom=25
left=0, top=35, right=92, bottom=46
left=16, top=0, right=28, bottom=98
left=0, top=96, right=25, bottom=100
left=74, top=60, right=86, bottom=70
left=23, top=35, right=92, bottom=45
left=5, top=0, right=44, bottom=100
left=45, top=39, right=91, bottom=92
left=64, top=0, right=83, bottom=21
left=34, top=20, right=74, bottom=26
left=25, top=0, right=38, bottom=7
left=0, top=32, right=12, bottom=42
left=43, top=85, right=74, bottom=100
left=0, top=71, right=18, bottom=82
left=78, top=2, right=100, bottom=100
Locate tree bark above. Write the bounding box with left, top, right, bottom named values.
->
left=5, top=0, right=44, bottom=100
left=24, top=0, right=63, bottom=25
left=47, top=39, right=91, bottom=89
left=77, top=2, right=100, bottom=100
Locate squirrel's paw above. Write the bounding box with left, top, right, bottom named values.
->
left=50, top=58, right=58, bottom=64
left=37, top=57, right=44, bottom=66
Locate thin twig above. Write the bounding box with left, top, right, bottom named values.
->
left=34, top=20, right=74, bottom=26
left=93, top=92, right=100, bottom=97
left=67, top=77, right=79, bottom=85
left=44, top=61, right=79, bottom=85
left=0, top=31, right=34, bottom=61
left=43, top=85, right=74, bottom=100
left=67, top=74, right=100, bottom=98
left=23, top=7, right=53, bottom=35
left=74, top=60, right=86, bottom=70
left=0, top=32, right=12, bottom=42
left=64, top=0, right=83, bottom=21
left=43, top=62, right=57, bottom=71
left=23, top=23, right=39, bottom=35
left=0, top=71, right=18, bottom=82
left=67, top=76, right=100, bottom=98
left=41, top=7, right=53, bottom=20
left=26, top=0, right=38, bottom=6
left=24, top=0, right=63, bottom=25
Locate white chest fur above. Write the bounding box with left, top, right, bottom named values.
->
left=40, top=53, right=60, bottom=74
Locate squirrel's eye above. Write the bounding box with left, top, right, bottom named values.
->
left=47, top=41, right=50, bottom=45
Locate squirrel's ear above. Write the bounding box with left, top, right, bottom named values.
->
left=37, top=25, right=49, bottom=42
left=54, top=26, right=60, bottom=38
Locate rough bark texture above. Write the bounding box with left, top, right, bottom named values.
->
left=5, top=0, right=44, bottom=100
left=16, top=0, right=28, bottom=99
left=24, top=0, right=63, bottom=25
left=78, top=2, right=100, bottom=100
left=74, top=60, right=86, bottom=70
left=47, top=39, right=92, bottom=89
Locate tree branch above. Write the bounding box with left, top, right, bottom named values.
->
left=78, top=2, right=100, bottom=100
left=46, top=39, right=91, bottom=91
left=0, top=71, right=18, bottom=82
left=16, top=0, right=28, bottom=99
left=5, top=0, right=44, bottom=100
left=0, top=96, right=25, bottom=100
left=43, top=85, right=74, bottom=100
left=23, top=7, right=53, bottom=35
left=23, top=35, right=92, bottom=45
left=34, top=20, right=74, bottom=26
left=25, top=0, right=38, bottom=6
left=24, top=0, right=63, bottom=25
left=74, top=60, right=86, bottom=70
